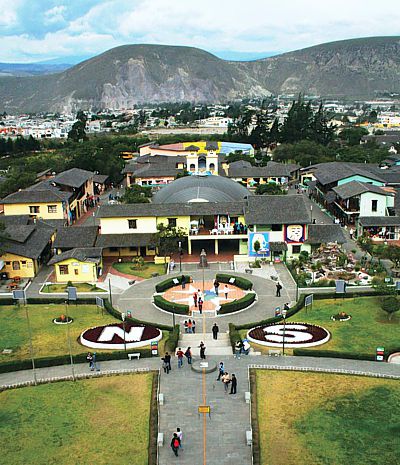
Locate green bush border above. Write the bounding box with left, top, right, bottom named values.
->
left=218, top=293, right=256, bottom=314
left=155, top=275, right=191, bottom=293
left=216, top=273, right=253, bottom=290
left=292, top=349, right=376, bottom=361
left=153, top=295, right=189, bottom=315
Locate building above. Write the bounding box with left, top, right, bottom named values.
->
left=226, top=160, right=299, bottom=187
left=48, top=247, right=103, bottom=283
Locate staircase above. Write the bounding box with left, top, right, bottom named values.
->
left=177, top=332, right=233, bottom=356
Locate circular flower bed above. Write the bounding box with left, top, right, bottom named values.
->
left=53, top=315, right=73, bottom=325
left=247, top=322, right=330, bottom=348
left=80, top=322, right=162, bottom=350
left=331, top=312, right=352, bottom=322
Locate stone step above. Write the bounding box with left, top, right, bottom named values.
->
left=179, top=333, right=230, bottom=342
left=200, top=347, right=233, bottom=356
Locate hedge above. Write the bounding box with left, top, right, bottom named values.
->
left=165, top=324, right=180, bottom=353
left=216, top=273, right=253, bottom=290
left=218, top=293, right=256, bottom=315
left=228, top=323, right=241, bottom=350
left=153, top=295, right=189, bottom=315
left=155, top=275, right=191, bottom=293
left=292, top=348, right=376, bottom=362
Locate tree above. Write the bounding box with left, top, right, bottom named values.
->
left=339, top=127, right=368, bottom=146
left=253, top=240, right=261, bottom=254
left=121, top=185, right=152, bottom=204
left=255, top=183, right=287, bottom=195
left=68, top=110, right=88, bottom=142
left=152, top=223, right=187, bottom=265
left=383, top=245, right=400, bottom=269
left=272, top=140, right=334, bottom=167
left=381, top=296, right=400, bottom=321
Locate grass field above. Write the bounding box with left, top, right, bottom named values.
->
left=255, top=370, right=400, bottom=465
left=41, top=283, right=106, bottom=293
left=113, top=262, right=166, bottom=279
left=242, top=297, right=400, bottom=356
left=0, top=373, right=153, bottom=465
left=0, top=304, right=168, bottom=363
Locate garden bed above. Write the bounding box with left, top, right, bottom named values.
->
left=41, top=283, right=106, bottom=293
left=113, top=262, right=166, bottom=279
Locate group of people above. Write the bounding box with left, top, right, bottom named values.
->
left=170, top=427, right=183, bottom=457
left=217, top=361, right=238, bottom=394
left=192, top=290, right=204, bottom=312
left=183, top=319, right=196, bottom=333
left=161, top=342, right=206, bottom=373
left=234, top=339, right=251, bottom=359
left=86, top=352, right=99, bottom=371
left=213, top=279, right=230, bottom=299
left=233, top=222, right=247, bottom=235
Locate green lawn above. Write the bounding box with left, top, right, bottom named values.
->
left=255, top=370, right=400, bottom=465
left=0, top=373, right=153, bottom=465
left=0, top=304, right=168, bottom=363
left=113, top=262, right=166, bottom=279
left=242, top=297, right=400, bottom=356
left=41, top=283, right=106, bottom=293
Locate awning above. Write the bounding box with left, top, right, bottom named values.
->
left=269, top=242, right=288, bottom=252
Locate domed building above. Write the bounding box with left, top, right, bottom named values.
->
left=152, top=174, right=251, bottom=204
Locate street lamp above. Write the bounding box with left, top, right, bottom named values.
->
left=65, top=301, right=75, bottom=381
left=121, top=312, right=127, bottom=352
left=310, top=205, right=313, bottom=224
left=178, top=241, right=182, bottom=272
left=281, top=309, right=287, bottom=356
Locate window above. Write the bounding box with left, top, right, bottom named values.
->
left=5, top=261, right=10, bottom=266
left=128, top=219, right=137, bottom=229
left=29, top=206, right=40, bottom=214
left=109, top=247, right=118, bottom=252
left=129, top=247, right=137, bottom=252
left=59, top=265, right=69, bottom=275
left=292, top=245, right=301, bottom=254
left=189, top=164, right=196, bottom=172
left=12, top=261, right=20, bottom=270
left=271, top=224, right=282, bottom=231
left=209, top=163, right=215, bottom=173
left=168, top=218, right=177, bottom=227
left=371, top=200, right=378, bottom=212
left=48, top=205, right=57, bottom=213
left=74, top=269, right=79, bottom=275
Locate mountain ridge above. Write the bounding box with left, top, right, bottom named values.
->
left=0, top=36, right=399, bottom=113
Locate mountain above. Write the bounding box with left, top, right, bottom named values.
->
left=0, top=62, right=71, bottom=77
left=0, top=37, right=399, bottom=113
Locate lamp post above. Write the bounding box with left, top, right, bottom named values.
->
left=310, top=205, right=313, bottom=224
left=281, top=309, right=287, bottom=356
left=178, top=241, right=182, bottom=272
left=65, top=301, right=75, bottom=381
left=121, top=312, right=127, bottom=352
left=24, top=300, right=37, bottom=385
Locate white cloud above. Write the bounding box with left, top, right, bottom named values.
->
left=0, top=0, right=23, bottom=27
left=44, top=5, right=67, bottom=25
left=0, top=0, right=399, bottom=61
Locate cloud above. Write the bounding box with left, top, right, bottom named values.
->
left=0, top=0, right=399, bottom=62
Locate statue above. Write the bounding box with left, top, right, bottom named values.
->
left=199, top=249, right=208, bottom=268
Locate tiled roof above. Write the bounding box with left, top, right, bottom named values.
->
left=53, top=226, right=99, bottom=249
left=358, top=216, right=400, bottom=226
left=305, top=224, right=346, bottom=244
left=48, top=247, right=102, bottom=265
left=95, top=233, right=155, bottom=248
left=245, top=195, right=311, bottom=225
left=332, top=181, right=391, bottom=200
left=53, top=168, right=94, bottom=188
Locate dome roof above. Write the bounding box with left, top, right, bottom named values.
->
left=152, top=175, right=251, bottom=204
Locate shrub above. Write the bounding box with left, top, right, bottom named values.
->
left=218, top=293, right=256, bottom=314
left=155, top=275, right=191, bottom=293
left=228, top=323, right=241, bottom=350
left=292, top=349, right=375, bottom=361
left=215, top=274, right=253, bottom=290
left=165, top=324, right=180, bottom=353
left=153, top=295, right=189, bottom=314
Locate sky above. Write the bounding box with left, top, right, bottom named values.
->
left=0, top=0, right=399, bottom=63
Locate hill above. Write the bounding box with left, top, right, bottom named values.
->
left=0, top=37, right=399, bottom=112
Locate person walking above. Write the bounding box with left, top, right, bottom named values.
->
left=224, top=284, right=229, bottom=299
left=216, top=361, right=225, bottom=381
left=214, top=279, right=220, bottom=296
left=193, top=291, right=198, bottom=308
left=181, top=275, right=186, bottom=289
left=184, top=347, right=192, bottom=364
left=187, top=319, right=193, bottom=333
left=222, top=372, right=231, bottom=393
left=197, top=289, right=203, bottom=301
left=183, top=320, right=188, bottom=333
left=171, top=433, right=181, bottom=457
left=198, top=298, right=203, bottom=314
left=92, top=352, right=99, bottom=371
left=164, top=352, right=171, bottom=374
left=349, top=227, right=354, bottom=240
left=176, top=347, right=184, bottom=368
left=161, top=355, right=170, bottom=374
left=199, top=341, right=206, bottom=359
left=276, top=282, right=282, bottom=297
left=234, top=340, right=243, bottom=359
left=175, top=427, right=183, bottom=449
left=192, top=319, right=196, bottom=334
left=230, top=373, right=237, bottom=395
left=212, top=323, right=219, bottom=340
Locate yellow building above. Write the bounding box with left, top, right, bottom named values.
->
left=48, top=248, right=102, bottom=283
left=0, top=220, right=55, bottom=279
left=2, top=191, right=66, bottom=220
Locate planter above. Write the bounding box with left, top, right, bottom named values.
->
left=53, top=316, right=73, bottom=325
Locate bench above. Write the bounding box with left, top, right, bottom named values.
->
left=246, top=430, right=252, bottom=446
left=128, top=353, right=141, bottom=360
left=245, top=269, right=253, bottom=274
left=158, top=393, right=164, bottom=405
left=245, top=391, right=251, bottom=404
left=157, top=433, right=164, bottom=446
left=268, top=349, right=281, bottom=357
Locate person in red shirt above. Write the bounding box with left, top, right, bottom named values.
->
left=176, top=347, right=184, bottom=368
